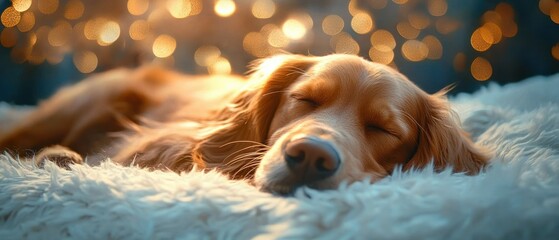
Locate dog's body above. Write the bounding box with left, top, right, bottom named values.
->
left=0, top=54, right=490, bottom=194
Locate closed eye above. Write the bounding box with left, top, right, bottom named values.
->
left=290, top=94, right=320, bottom=107
left=366, top=124, right=400, bottom=139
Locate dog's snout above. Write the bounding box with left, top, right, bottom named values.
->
left=284, top=138, right=340, bottom=183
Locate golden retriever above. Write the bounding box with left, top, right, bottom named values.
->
left=0, top=54, right=490, bottom=194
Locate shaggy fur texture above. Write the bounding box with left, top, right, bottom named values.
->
left=1, top=74, right=559, bottom=239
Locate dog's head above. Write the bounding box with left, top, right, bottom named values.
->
left=195, top=54, right=489, bottom=195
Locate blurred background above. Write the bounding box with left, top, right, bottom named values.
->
left=0, top=0, right=558, bottom=105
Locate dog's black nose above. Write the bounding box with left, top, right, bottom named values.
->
left=284, top=138, right=340, bottom=184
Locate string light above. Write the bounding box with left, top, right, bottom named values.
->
left=0, top=0, right=554, bottom=81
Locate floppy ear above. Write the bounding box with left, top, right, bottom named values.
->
left=191, top=54, right=317, bottom=178
left=404, top=91, right=491, bottom=174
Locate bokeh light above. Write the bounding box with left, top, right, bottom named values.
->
left=38, top=0, right=60, bottom=15
left=17, top=11, right=35, bottom=32
left=129, top=20, right=150, bottom=40
left=1, top=28, right=18, bottom=48
left=351, top=11, right=374, bottom=34
left=0, top=0, right=557, bottom=99
left=152, top=34, right=177, bottom=58
left=282, top=18, right=306, bottom=40
left=214, top=0, right=236, bottom=17
left=48, top=21, right=72, bottom=47
left=252, top=0, right=275, bottom=19
left=427, top=0, right=447, bottom=17
left=401, top=40, right=428, bottom=62
left=12, top=0, right=32, bottom=12
left=332, top=32, right=360, bottom=54
left=73, top=51, right=98, bottom=73
left=322, top=15, right=344, bottom=36
left=422, top=35, right=443, bottom=60
left=195, top=45, right=221, bottom=66
left=1, top=7, right=21, bottom=28
left=128, top=0, right=150, bottom=16
left=208, top=56, right=232, bottom=74
left=370, top=29, right=396, bottom=51
left=98, top=21, right=121, bottom=46
left=471, top=57, right=492, bottom=81
left=167, top=0, right=192, bottom=18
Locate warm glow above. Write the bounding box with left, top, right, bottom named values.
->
left=435, top=17, right=460, bottom=34
left=243, top=32, right=269, bottom=57
left=351, top=12, right=374, bottom=34
left=1, top=28, right=18, bottom=48
left=64, top=0, right=84, bottom=20
left=214, top=0, right=236, bottom=17
left=551, top=2, right=559, bottom=24
left=408, top=13, right=430, bottom=30
left=322, top=15, right=344, bottom=36
left=401, top=40, right=429, bottom=62
left=422, top=35, right=443, bottom=60
left=167, top=0, right=192, bottom=18
left=470, top=28, right=492, bottom=52
left=552, top=44, right=559, bottom=61
left=282, top=19, right=307, bottom=40
left=73, top=51, right=98, bottom=73
left=195, top=45, right=221, bottom=66
left=129, top=20, right=150, bottom=40
left=189, top=0, right=203, bottom=15
left=332, top=33, right=360, bottom=54
left=12, top=0, right=32, bottom=12
left=17, top=11, right=35, bottom=32
left=427, top=0, right=447, bottom=17
left=128, top=0, right=150, bottom=16
left=1, top=7, right=21, bottom=28
left=396, top=22, right=419, bottom=39
left=370, top=29, right=396, bottom=51
left=47, top=53, right=64, bottom=65
left=483, top=22, right=502, bottom=44
left=471, top=57, right=492, bottom=81
left=369, top=47, right=394, bottom=65
left=98, top=21, right=120, bottom=46
left=540, top=0, right=555, bottom=15
left=48, top=21, right=72, bottom=47
left=84, top=18, right=106, bottom=40
left=252, top=0, right=275, bottom=19
left=38, top=0, right=60, bottom=15
left=267, top=28, right=289, bottom=47
left=152, top=34, right=177, bottom=58
left=453, top=52, right=466, bottom=71
left=208, top=56, right=231, bottom=74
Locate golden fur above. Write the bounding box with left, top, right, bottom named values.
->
left=0, top=54, right=490, bottom=194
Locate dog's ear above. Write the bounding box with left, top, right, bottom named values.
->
left=404, top=91, right=491, bottom=174
left=193, top=54, right=317, bottom=177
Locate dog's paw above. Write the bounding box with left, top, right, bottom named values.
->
left=35, top=145, right=83, bottom=169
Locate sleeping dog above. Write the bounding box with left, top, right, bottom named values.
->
left=0, top=54, right=490, bottom=194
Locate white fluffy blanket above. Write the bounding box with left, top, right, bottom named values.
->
left=2, top=75, right=559, bottom=239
